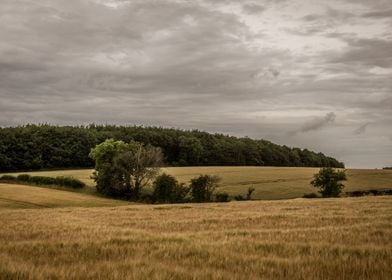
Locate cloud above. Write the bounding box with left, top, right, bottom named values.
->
left=288, top=112, right=336, bottom=136
left=354, top=123, right=370, bottom=135
left=362, top=9, right=392, bottom=18
left=330, top=38, right=392, bottom=68
left=0, top=0, right=391, bottom=168
left=242, top=3, right=266, bottom=15
left=300, top=112, right=336, bottom=132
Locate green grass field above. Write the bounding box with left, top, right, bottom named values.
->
left=4, top=167, right=392, bottom=200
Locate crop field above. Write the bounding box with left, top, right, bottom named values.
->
left=0, top=196, right=391, bottom=279
left=0, top=183, right=128, bottom=209
left=5, top=167, right=392, bottom=200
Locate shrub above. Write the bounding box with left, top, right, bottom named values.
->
left=246, top=187, right=255, bottom=200
left=152, top=173, right=189, bottom=203
left=311, top=168, right=347, bottom=197
left=55, top=176, right=85, bottom=188
left=16, top=174, right=31, bottom=182
left=190, top=175, right=220, bottom=202
left=350, top=190, right=365, bottom=197
left=215, top=192, right=230, bottom=202
left=6, top=174, right=85, bottom=189
left=139, top=193, right=155, bottom=204
left=303, top=193, right=319, bottom=198
left=369, top=189, right=381, bottom=196
left=234, top=195, right=245, bottom=201
left=29, top=176, right=56, bottom=185
left=0, top=175, right=16, bottom=181
left=384, top=189, right=392, bottom=195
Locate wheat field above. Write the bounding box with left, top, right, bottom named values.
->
left=0, top=183, right=129, bottom=209
left=5, top=167, right=392, bottom=199
left=0, top=196, right=391, bottom=279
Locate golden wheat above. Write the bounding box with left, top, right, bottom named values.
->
left=0, top=196, right=391, bottom=279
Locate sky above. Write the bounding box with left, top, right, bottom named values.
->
left=0, top=0, right=391, bottom=168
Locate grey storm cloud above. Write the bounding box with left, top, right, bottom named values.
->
left=0, top=0, right=391, bottom=168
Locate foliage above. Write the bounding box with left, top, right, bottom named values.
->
left=303, top=193, right=319, bottom=198
left=234, top=195, right=245, bottom=201
left=0, top=175, right=16, bottom=181
left=152, top=173, right=189, bottom=203
left=88, top=139, right=130, bottom=196
left=311, top=168, right=347, bottom=197
left=215, top=192, right=230, bottom=202
left=54, top=176, right=86, bottom=188
left=0, top=174, right=85, bottom=188
left=89, top=139, right=163, bottom=199
left=17, top=174, right=31, bottom=181
left=190, top=175, right=221, bottom=202
left=0, top=124, right=344, bottom=171
left=246, top=187, right=255, bottom=200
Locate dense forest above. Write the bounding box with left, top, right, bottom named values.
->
left=0, top=124, right=344, bottom=171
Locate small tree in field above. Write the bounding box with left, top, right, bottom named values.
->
left=190, top=175, right=220, bottom=202
left=311, top=167, right=347, bottom=197
left=152, top=173, right=189, bottom=203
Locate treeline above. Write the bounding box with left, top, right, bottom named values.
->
left=0, top=124, right=344, bottom=171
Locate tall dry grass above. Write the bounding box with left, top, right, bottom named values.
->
left=0, top=196, right=391, bottom=279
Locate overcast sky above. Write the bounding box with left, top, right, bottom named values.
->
left=1, top=0, right=391, bottom=168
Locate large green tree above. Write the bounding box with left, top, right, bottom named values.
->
left=311, top=167, right=347, bottom=197
left=89, top=139, right=162, bottom=199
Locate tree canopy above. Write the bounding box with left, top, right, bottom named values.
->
left=0, top=124, right=344, bottom=171
left=89, top=139, right=162, bottom=198
left=311, top=167, right=347, bottom=197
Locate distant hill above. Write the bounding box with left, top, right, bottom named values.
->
left=0, top=124, right=344, bottom=171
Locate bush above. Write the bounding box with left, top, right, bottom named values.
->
left=215, top=192, right=230, bottom=202
left=303, top=193, right=319, bottom=198
left=152, top=173, right=188, bottom=203
left=190, top=175, right=220, bottom=202
left=0, top=175, right=16, bottom=181
left=246, top=187, right=255, bottom=200
left=139, top=193, right=155, bottom=204
left=350, top=190, right=365, bottom=197
left=29, top=176, right=56, bottom=185
left=54, top=176, right=85, bottom=188
left=369, top=189, right=381, bottom=196
left=234, top=195, right=245, bottom=201
left=6, top=174, right=85, bottom=189
left=16, top=174, right=31, bottom=182
left=311, top=168, right=347, bottom=197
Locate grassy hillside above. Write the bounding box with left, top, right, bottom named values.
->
left=5, top=167, right=392, bottom=200
left=0, top=196, right=391, bottom=279
left=0, top=183, right=129, bottom=209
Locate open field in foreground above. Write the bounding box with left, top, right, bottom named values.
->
left=0, top=183, right=129, bottom=209
left=0, top=196, right=391, bottom=279
left=5, top=167, right=392, bottom=199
